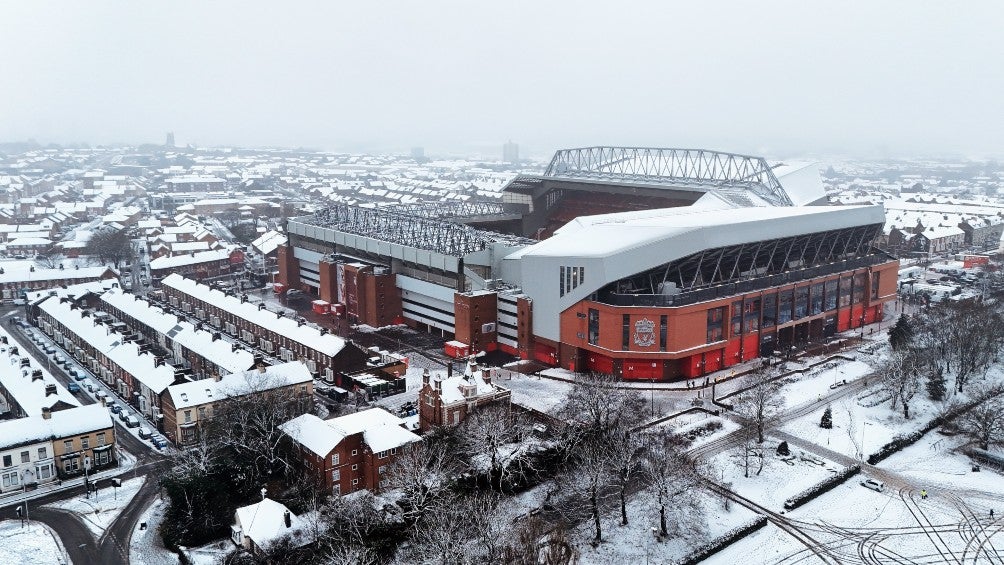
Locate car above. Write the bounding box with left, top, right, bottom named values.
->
left=66, top=368, right=77, bottom=378
left=125, top=415, right=140, bottom=428
left=151, top=436, right=168, bottom=449
left=84, top=381, right=96, bottom=393
left=74, top=372, right=86, bottom=381
left=108, top=403, right=122, bottom=414
left=42, top=345, right=55, bottom=355
left=286, top=289, right=305, bottom=298
left=66, top=382, right=81, bottom=393
left=53, top=355, right=66, bottom=366
left=118, top=410, right=130, bottom=422
left=12, top=254, right=26, bottom=260
left=860, top=479, right=885, bottom=492
left=138, top=427, right=151, bottom=439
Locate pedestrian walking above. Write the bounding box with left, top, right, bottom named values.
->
left=921, top=489, right=928, bottom=499
left=991, top=509, right=995, bottom=519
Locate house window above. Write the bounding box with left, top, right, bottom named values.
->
left=352, top=478, right=359, bottom=486
left=391, top=447, right=398, bottom=455
left=2, top=471, right=19, bottom=488
left=63, top=440, right=73, bottom=452
left=96, top=433, right=106, bottom=447
left=332, top=469, right=340, bottom=481
left=378, top=465, right=387, bottom=474
left=333, top=484, right=340, bottom=495
left=2, top=455, right=10, bottom=467
left=198, top=407, right=206, bottom=419
left=37, top=447, right=46, bottom=460
left=351, top=449, right=358, bottom=456
left=379, top=451, right=388, bottom=459
left=184, top=410, right=192, bottom=423
left=331, top=453, right=339, bottom=465
left=37, top=464, right=51, bottom=480
left=20, top=451, right=29, bottom=464
left=351, top=464, right=358, bottom=471
left=80, top=437, right=89, bottom=450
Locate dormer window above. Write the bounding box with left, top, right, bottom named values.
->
left=180, top=393, right=188, bottom=402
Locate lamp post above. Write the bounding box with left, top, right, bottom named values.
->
left=649, top=378, right=655, bottom=417
left=860, top=421, right=872, bottom=461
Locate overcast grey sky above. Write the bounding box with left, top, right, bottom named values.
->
left=2, top=1, right=1003, bottom=158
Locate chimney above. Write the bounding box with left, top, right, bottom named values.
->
left=283, top=510, right=292, bottom=528
left=212, top=332, right=220, bottom=342
left=45, top=383, right=57, bottom=396
left=32, top=369, right=43, bottom=382
left=41, top=407, right=51, bottom=420
left=422, top=368, right=430, bottom=386
left=258, top=303, right=265, bottom=310
left=433, top=376, right=441, bottom=391
left=320, top=328, right=328, bottom=336
left=232, top=343, right=239, bottom=352
left=257, top=361, right=266, bottom=374
left=481, top=368, right=492, bottom=386
left=241, top=294, right=247, bottom=303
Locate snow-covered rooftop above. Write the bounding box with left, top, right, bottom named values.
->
left=164, top=362, right=311, bottom=409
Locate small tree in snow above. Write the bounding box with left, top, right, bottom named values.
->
left=926, top=368, right=947, bottom=401
left=888, top=315, right=914, bottom=351
left=733, top=365, right=783, bottom=444
left=960, top=397, right=1004, bottom=451
left=643, top=428, right=699, bottom=537
left=820, top=406, right=833, bottom=429
left=776, top=440, right=790, bottom=456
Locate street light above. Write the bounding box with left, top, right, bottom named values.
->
left=860, top=421, right=872, bottom=461
left=649, top=378, right=655, bottom=417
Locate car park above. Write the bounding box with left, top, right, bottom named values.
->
left=861, top=479, right=885, bottom=492
left=125, top=415, right=140, bottom=428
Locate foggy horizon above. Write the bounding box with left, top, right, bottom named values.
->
left=4, top=1, right=1004, bottom=160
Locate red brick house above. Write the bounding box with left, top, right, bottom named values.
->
left=279, top=408, right=420, bottom=496
left=418, top=359, right=512, bottom=432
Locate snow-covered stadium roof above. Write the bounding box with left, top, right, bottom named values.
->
left=503, top=204, right=886, bottom=341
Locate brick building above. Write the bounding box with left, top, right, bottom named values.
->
left=418, top=359, right=512, bottom=431
left=279, top=408, right=420, bottom=496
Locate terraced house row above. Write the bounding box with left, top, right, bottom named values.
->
left=156, top=274, right=369, bottom=380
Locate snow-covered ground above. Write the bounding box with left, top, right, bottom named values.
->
left=706, top=436, right=848, bottom=512
left=44, top=477, right=146, bottom=538
left=0, top=520, right=69, bottom=565
left=571, top=485, right=759, bottom=565
left=130, top=498, right=181, bottom=565
left=184, top=538, right=233, bottom=565
left=500, top=372, right=572, bottom=414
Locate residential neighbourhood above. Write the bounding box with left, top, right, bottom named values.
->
left=2, top=4, right=1004, bottom=563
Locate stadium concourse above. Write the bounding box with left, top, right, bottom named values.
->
left=277, top=147, right=899, bottom=382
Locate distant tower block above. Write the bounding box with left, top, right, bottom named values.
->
left=165, top=132, right=175, bottom=147
left=503, top=140, right=519, bottom=164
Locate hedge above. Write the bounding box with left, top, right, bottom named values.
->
left=783, top=465, right=861, bottom=510
left=867, top=392, right=1000, bottom=465
left=675, top=516, right=769, bottom=565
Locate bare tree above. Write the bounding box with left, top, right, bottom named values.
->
left=878, top=351, right=922, bottom=419
left=83, top=227, right=134, bottom=267
left=455, top=402, right=537, bottom=490
left=407, top=493, right=504, bottom=565
left=561, top=372, right=647, bottom=438
left=960, top=397, right=1004, bottom=450
left=556, top=439, right=611, bottom=543
left=384, top=441, right=458, bottom=524
left=642, top=428, right=700, bottom=537
left=733, top=366, right=783, bottom=444
left=608, top=429, right=647, bottom=526
left=34, top=253, right=66, bottom=269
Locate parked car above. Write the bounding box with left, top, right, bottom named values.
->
left=67, top=369, right=78, bottom=379
left=118, top=410, right=130, bottom=422
left=42, top=345, right=55, bottom=355
left=151, top=436, right=168, bottom=449
left=73, top=372, right=86, bottom=381
left=108, top=403, right=121, bottom=414
left=66, top=382, right=81, bottom=393
left=125, top=415, right=140, bottom=428
left=138, top=427, right=152, bottom=439
left=79, top=379, right=94, bottom=392
left=860, top=479, right=885, bottom=492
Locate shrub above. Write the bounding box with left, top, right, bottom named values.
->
left=676, top=516, right=769, bottom=565
left=783, top=465, right=861, bottom=510
left=820, top=406, right=833, bottom=429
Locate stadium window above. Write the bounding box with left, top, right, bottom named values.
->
left=622, top=315, right=630, bottom=350
left=762, top=293, right=777, bottom=328
left=588, top=309, right=600, bottom=346
left=852, top=273, right=867, bottom=304
left=871, top=272, right=881, bottom=300
left=659, top=315, right=668, bottom=352
left=744, top=298, right=761, bottom=333
left=794, top=286, right=809, bottom=319
left=810, top=283, right=824, bottom=315
left=838, top=276, right=852, bottom=308
left=731, top=301, right=743, bottom=336
left=559, top=266, right=566, bottom=297
left=778, top=290, right=793, bottom=324
left=706, top=307, right=726, bottom=343
left=824, top=279, right=838, bottom=311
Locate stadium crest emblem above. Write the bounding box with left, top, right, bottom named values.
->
left=633, top=318, right=656, bottom=347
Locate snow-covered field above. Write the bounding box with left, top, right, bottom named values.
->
left=706, top=436, right=848, bottom=512
left=0, top=520, right=68, bottom=565
left=130, top=498, right=180, bottom=565
left=572, top=485, right=759, bottom=565
left=45, top=477, right=146, bottom=538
